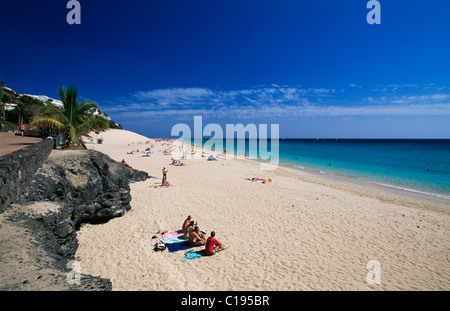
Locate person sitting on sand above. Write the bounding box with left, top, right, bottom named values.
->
left=182, top=215, right=192, bottom=233
left=188, top=226, right=207, bottom=246
left=205, top=231, right=227, bottom=256
left=184, top=220, right=195, bottom=238
left=173, top=159, right=185, bottom=166
left=207, top=154, right=218, bottom=161
left=161, top=175, right=172, bottom=187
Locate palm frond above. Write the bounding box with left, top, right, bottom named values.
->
left=40, top=84, right=113, bottom=149
left=31, top=115, right=64, bottom=130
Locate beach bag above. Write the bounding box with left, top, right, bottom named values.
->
left=153, top=243, right=166, bottom=252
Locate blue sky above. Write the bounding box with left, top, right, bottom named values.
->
left=1, top=0, right=449, bottom=138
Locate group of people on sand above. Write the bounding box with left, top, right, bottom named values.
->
left=250, top=177, right=273, bottom=183
left=182, top=215, right=227, bottom=256
left=171, top=158, right=185, bottom=166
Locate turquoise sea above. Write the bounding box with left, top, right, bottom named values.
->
left=186, top=138, right=450, bottom=200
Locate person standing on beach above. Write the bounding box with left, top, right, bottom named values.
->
left=20, top=123, right=25, bottom=137
left=205, top=231, right=227, bottom=256
left=161, top=166, right=172, bottom=186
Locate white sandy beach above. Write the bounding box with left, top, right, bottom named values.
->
left=75, top=129, right=450, bottom=291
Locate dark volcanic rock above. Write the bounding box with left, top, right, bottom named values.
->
left=0, top=149, right=148, bottom=291
left=26, top=149, right=149, bottom=226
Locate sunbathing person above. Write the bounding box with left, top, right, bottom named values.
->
left=207, top=155, right=218, bottom=161
left=205, top=231, right=227, bottom=256
left=182, top=215, right=192, bottom=233
left=188, top=226, right=206, bottom=246
left=252, top=177, right=264, bottom=181
left=172, top=159, right=185, bottom=166
left=184, top=220, right=195, bottom=238
left=161, top=175, right=172, bottom=186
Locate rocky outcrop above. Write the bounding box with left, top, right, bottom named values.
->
left=0, top=149, right=149, bottom=290
left=0, top=202, right=112, bottom=291
left=26, top=149, right=148, bottom=227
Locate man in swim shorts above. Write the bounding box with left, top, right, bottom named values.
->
left=205, top=231, right=227, bottom=256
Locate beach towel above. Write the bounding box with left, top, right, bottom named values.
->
left=160, top=236, right=187, bottom=244
left=166, top=241, right=195, bottom=253
left=162, top=230, right=184, bottom=240
left=184, top=250, right=206, bottom=260
left=245, top=178, right=273, bottom=183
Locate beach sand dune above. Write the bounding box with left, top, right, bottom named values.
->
left=75, top=130, right=450, bottom=290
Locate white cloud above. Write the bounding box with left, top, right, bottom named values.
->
left=106, top=84, right=450, bottom=120
left=133, top=87, right=214, bottom=105
left=349, top=83, right=362, bottom=89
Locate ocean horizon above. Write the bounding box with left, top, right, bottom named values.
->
left=181, top=138, right=450, bottom=201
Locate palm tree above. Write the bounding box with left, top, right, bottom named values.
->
left=31, top=85, right=109, bottom=149
left=15, top=95, right=32, bottom=125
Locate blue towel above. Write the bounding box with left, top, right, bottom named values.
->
left=160, top=236, right=187, bottom=244
left=166, top=241, right=195, bottom=253
left=184, top=250, right=206, bottom=260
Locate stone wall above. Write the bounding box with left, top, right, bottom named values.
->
left=0, top=139, right=53, bottom=213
